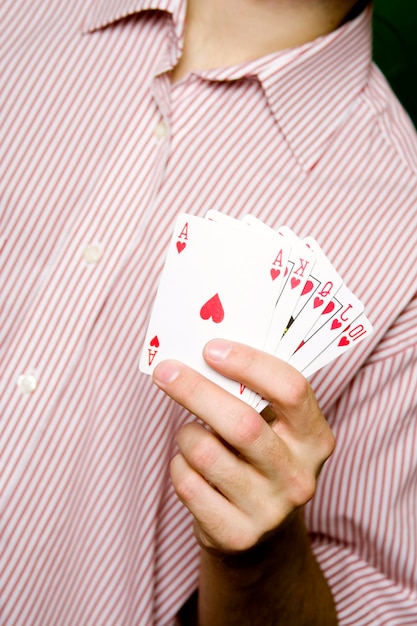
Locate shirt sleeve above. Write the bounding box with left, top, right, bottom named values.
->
left=307, top=293, right=417, bottom=625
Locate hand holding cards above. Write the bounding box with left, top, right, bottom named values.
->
left=139, top=212, right=373, bottom=410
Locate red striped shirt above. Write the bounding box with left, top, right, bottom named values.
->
left=1, top=1, right=416, bottom=624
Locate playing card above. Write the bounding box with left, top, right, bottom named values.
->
left=205, top=210, right=249, bottom=230
left=241, top=217, right=292, bottom=293
left=240, top=215, right=293, bottom=404
left=288, top=284, right=365, bottom=372
left=263, top=227, right=316, bottom=355
left=302, top=312, right=373, bottom=377
left=140, top=212, right=373, bottom=412
left=139, top=213, right=291, bottom=404
left=274, top=234, right=343, bottom=362
left=207, top=211, right=292, bottom=406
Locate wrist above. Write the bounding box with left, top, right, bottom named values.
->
left=196, top=510, right=338, bottom=625
left=199, top=510, right=309, bottom=587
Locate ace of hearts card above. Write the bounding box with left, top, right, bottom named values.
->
left=139, top=213, right=291, bottom=401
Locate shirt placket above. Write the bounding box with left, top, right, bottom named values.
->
left=1, top=67, right=175, bottom=505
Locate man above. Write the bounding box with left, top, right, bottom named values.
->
left=1, top=1, right=416, bottom=624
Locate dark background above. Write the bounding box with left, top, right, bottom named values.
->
left=373, top=0, right=417, bottom=126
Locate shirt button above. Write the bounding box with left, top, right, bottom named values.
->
left=153, top=121, right=167, bottom=140
left=16, top=373, right=38, bottom=394
left=83, top=243, right=102, bottom=265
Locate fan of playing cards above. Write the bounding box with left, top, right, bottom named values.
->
left=139, top=211, right=373, bottom=412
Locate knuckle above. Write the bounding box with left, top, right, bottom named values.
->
left=321, top=428, right=336, bottom=459
left=286, top=467, right=317, bottom=509
left=177, top=422, right=219, bottom=469
left=171, top=466, right=200, bottom=504
left=197, top=514, right=256, bottom=554
left=176, top=423, right=221, bottom=473
left=169, top=454, right=201, bottom=505
left=231, top=410, right=263, bottom=446
left=313, top=429, right=336, bottom=479
left=283, top=370, right=311, bottom=408
left=188, top=437, right=219, bottom=472
left=314, top=422, right=337, bottom=463
left=288, top=470, right=317, bottom=507
left=227, top=525, right=260, bottom=553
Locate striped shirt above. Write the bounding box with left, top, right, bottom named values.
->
left=1, top=1, right=416, bottom=624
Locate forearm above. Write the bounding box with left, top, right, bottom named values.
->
left=181, top=511, right=337, bottom=626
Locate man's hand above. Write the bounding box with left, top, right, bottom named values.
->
left=153, top=339, right=338, bottom=625
left=153, top=338, right=335, bottom=554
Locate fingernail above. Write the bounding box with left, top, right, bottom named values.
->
left=154, top=361, right=180, bottom=384
left=205, top=339, right=232, bottom=361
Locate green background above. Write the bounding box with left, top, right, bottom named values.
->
left=373, top=0, right=417, bottom=126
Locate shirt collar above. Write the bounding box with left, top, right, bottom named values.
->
left=198, top=8, right=372, bottom=171
left=83, top=0, right=185, bottom=37
left=84, top=2, right=372, bottom=171
left=260, top=7, right=373, bottom=170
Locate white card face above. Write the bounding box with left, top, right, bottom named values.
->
left=241, top=215, right=293, bottom=404
left=241, top=216, right=293, bottom=325
left=139, top=214, right=290, bottom=402
left=274, top=236, right=343, bottom=361
left=302, top=312, right=373, bottom=378
left=288, top=284, right=365, bottom=372
left=241, top=214, right=277, bottom=235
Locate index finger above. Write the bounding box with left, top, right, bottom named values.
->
left=153, top=358, right=285, bottom=474
left=203, top=339, right=326, bottom=440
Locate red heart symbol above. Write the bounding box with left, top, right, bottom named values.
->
left=301, top=280, right=314, bottom=296
left=338, top=336, right=350, bottom=347
left=270, top=268, right=281, bottom=281
left=313, top=297, right=324, bottom=308
left=200, top=294, right=224, bottom=323
left=150, top=335, right=159, bottom=347
left=291, top=277, right=300, bottom=289
left=331, top=319, right=342, bottom=330
left=322, top=301, right=335, bottom=315
left=176, top=241, right=186, bottom=253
